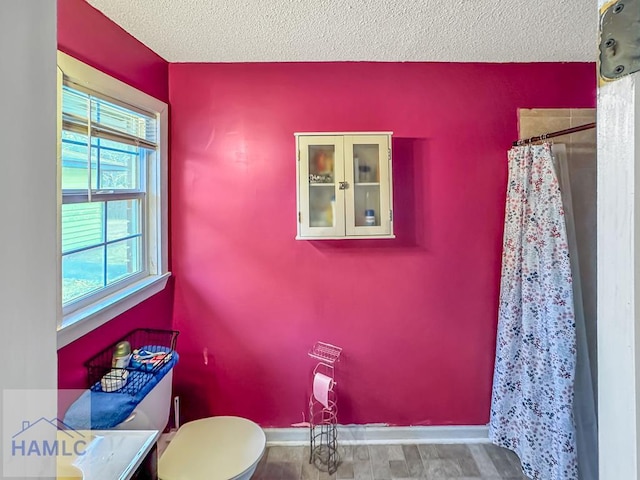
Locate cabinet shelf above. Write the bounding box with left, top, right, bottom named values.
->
left=310, top=183, right=335, bottom=187
left=354, top=182, right=380, bottom=187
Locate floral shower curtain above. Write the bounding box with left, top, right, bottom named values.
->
left=489, top=144, right=578, bottom=480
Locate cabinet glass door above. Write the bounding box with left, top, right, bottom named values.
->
left=345, top=135, right=391, bottom=236
left=298, top=136, right=345, bottom=237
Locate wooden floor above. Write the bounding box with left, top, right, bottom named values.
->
left=251, top=443, right=529, bottom=480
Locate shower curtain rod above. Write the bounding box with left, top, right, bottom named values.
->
left=512, top=122, right=596, bottom=147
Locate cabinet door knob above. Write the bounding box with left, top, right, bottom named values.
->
left=339, top=181, right=349, bottom=190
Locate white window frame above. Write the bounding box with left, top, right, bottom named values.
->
left=56, top=52, right=170, bottom=349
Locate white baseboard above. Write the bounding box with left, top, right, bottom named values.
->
left=264, top=425, right=490, bottom=446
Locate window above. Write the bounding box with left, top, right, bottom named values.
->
left=57, top=52, right=169, bottom=347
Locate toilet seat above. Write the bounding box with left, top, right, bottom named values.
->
left=159, top=416, right=266, bottom=480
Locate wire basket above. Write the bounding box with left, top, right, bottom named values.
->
left=85, top=328, right=179, bottom=394
left=308, top=342, right=342, bottom=364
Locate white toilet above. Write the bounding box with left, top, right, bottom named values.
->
left=103, top=371, right=266, bottom=480
left=159, top=416, right=266, bottom=480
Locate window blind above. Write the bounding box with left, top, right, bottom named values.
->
left=62, top=85, right=158, bottom=150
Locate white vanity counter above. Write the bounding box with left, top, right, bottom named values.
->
left=57, top=429, right=158, bottom=479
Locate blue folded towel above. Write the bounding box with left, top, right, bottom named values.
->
left=64, top=347, right=178, bottom=430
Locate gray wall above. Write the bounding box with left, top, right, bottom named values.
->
left=0, top=0, right=58, bottom=475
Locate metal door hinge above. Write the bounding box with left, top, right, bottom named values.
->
left=599, top=0, right=640, bottom=81
left=388, top=149, right=391, bottom=161
left=298, top=212, right=301, bottom=223
left=297, top=150, right=300, bottom=162
left=390, top=210, right=393, bottom=221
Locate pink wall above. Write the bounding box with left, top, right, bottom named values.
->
left=57, top=0, right=173, bottom=391
left=57, top=0, right=168, bottom=102
left=169, top=62, right=595, bottom=427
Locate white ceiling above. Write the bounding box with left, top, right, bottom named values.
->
left=87, top=0, right=597, bottom=63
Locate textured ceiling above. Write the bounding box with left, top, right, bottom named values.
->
left=86, top=0, right=597, bottom=63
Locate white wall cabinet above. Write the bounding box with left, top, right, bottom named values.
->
left=295, top=132, right=394, bottom=239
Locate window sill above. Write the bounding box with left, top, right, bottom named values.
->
left=57, top=272, right=171, bottom=349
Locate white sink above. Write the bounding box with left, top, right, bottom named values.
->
left=56, top=430, right=158, bottom=480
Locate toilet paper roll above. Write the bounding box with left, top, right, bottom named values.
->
left=313, top=372, right=334, bottom=409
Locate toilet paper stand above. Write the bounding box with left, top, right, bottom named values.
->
left=308, top=342, right=342, bottom=475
